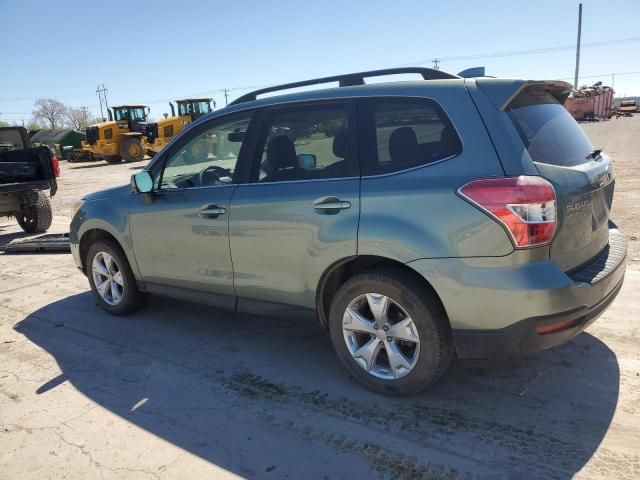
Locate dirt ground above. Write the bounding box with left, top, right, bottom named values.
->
left=1, top=118, right=639, bottom=479
left=581, top=116, right=640, bottom=262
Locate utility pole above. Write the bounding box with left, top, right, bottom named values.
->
left=96, top=85, right=104, bottom=119
left=80, top=106, right=89, bottom=127
left=432, top=58, right=440, bottom=70
left=611, top=73, right=615, bottom=90
left=223, top=89, right=229, bottom=106
left=574, top=3, right=583, bottom=89
left=96, top=84, right=109, bottom=119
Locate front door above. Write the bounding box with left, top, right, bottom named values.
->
left=229, top=102, right=360, bottom=309
left=129, top=112, right=253, bottom=298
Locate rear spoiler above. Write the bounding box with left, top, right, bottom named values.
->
left=474, top=79, right=573, bottom=111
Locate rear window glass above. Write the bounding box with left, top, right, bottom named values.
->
left=363, top=99, right=461, bottom=176
left=0, top=129, right=26, bottom=152
left=508, top=91, right=594, bottom=167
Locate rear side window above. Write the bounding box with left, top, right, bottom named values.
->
left=508, top=91, right=594, bottom=167
left=361, top=99, right=461, bottom=176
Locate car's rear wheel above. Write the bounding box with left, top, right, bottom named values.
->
left=328, top=268, right=453, bottom=395
left=86, top=239, right=144, bottom=315
left=16, top=191, right=52, bottom=233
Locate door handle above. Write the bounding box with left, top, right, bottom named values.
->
left=313, top=198, right=351, bottom=212
left=199, top=205, right=226, bottom=218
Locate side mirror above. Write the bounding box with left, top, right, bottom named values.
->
left=298, top=153, right=317, bottom=170
left=131, top=171, right=154, bottom=194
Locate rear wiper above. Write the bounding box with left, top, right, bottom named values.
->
left=586, top=148, right=602, bottom=160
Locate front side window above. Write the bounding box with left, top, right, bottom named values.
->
left=194, top=101, right=211, bottom=114
left=159, top=113, right=251, bottom=190
left=362, top=99, right=461, bottom=176
left=255, top=105, right=354, bottom=183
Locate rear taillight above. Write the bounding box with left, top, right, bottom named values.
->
left=51, top=155, right=60, bottom=177
left=458, top=176, right=556, bottom=248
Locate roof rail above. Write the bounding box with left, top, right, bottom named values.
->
left=230, top=67, right=460, bottom=105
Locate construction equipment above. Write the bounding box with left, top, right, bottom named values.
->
left=143, top=98, right=214, bottom=156
left=81, top=105, right=149, bottom=163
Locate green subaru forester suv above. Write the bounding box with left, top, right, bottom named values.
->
left=70, top=68, right=626, bottom=395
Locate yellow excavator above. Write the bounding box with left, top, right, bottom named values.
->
left=143, top=98, right=214, bottom=156
left=81, top=105, right=149, bottom=163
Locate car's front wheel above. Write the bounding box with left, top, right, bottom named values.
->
left=86, top=239, right=144, bottom=315
left=328, top=268, right=453, bottom=395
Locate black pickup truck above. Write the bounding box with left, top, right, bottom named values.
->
left=0, top=126, right=59, bottom=233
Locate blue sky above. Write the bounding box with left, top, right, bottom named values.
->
left=1, top=0, right=639, bottom=124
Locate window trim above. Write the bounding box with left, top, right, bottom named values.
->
left=357, top=96, right=462, bottom=178
left=247, top=100, right=359, bottom=185
left=153, top=110, right=257, bottom=192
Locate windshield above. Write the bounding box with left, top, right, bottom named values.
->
left=177, top=102, right=193, bottom=116
left=508, top=92, right=594, bottom=167
left=114, top=108, right=128, bottom=121
left=129, top=108, right=145, bottom=120
left=114, top=107, right=145, bottom=121
left=178, top=101, right=211, bottom=116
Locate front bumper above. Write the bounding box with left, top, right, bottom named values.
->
left=408, top=225, right=627, bottom=358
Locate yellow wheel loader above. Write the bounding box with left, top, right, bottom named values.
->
left=81, top=105, right=148, bottom=163
left=143, top=98, right=214, bottom=157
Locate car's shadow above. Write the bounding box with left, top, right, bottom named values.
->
left=15, top=292, right=619, bottom=479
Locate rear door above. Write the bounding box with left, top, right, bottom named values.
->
left=507, top=88, right=614, bottom=271
left=228, top=101, right=360, bottom=309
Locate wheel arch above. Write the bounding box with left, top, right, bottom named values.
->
left=78, top=228, right=125, bottom=274
left=315, top=255, right=450, bottom=332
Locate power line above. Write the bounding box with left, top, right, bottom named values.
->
left=2, top=35, right=640, bottom=107
left=400, top=36, right=640, bottom=66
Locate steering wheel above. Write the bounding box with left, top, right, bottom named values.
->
left=198, top=165, right=227, bottom=186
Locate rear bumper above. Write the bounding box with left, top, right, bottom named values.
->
left=452, top=275, right=624, bottom=357
left=407, top=225, right=627, bottom=358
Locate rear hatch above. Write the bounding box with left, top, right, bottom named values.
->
left=507, top=86, right=614, bottom=271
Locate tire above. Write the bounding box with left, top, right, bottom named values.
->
left=183, top=139, right=208, bottom=164
left=85, top=239, right=145, bottom=315
left=328, top=268, right=453, bottom=395
left=104, top=155, right=122, bottom=164
left=16, top=191, right=53, bottom=233
left=120, top=138, right=145, bottom=163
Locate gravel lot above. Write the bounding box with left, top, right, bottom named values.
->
left=1, top=118, right=639, bottom=479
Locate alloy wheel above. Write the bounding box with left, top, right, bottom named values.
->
left=91, top=251, right=124, bottom=306
left=342, top=293, right=420, bottom=380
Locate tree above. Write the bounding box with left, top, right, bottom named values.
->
left=65, top=107, right=91, bottom=130
left=32, top=98, right=66, bottom=129
left=26, top=122, right=41, bottom=132
left=0, top=120, right=9, bottom=128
